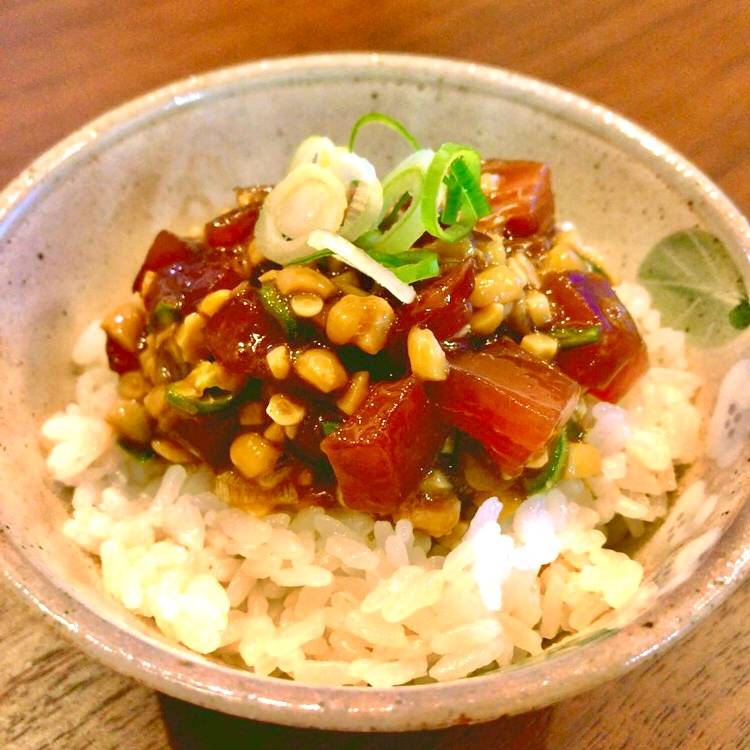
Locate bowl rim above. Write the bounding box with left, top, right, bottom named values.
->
left=1, top=51, right=749, bottom=731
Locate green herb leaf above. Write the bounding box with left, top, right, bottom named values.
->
left=637, top=228, right=750, bottom=347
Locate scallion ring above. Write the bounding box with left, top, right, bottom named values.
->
left=254, top=163, right=348, bottom=264
left=358, top=149, right=434, bottom=255
left=439, top=170, right=463, bottom=226
left=422, top=143, right=490, bottom=243
left=287, top=135, right=340, bottom=172
left=448, top=154, right=492, bottom=218
left=348, top=112, right=421, bottom=153
left=307, top=229, right=416, bottom=304
left=337, top=151, right=384, bottom=242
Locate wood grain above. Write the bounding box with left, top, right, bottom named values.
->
left=1, top=0, right=748, bottom=212
left=0, top=0, right=748, bottom=747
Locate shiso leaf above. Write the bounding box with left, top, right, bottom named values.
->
left=637, top=228, right=750, bottom=347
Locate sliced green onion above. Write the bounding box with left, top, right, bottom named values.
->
left=358, top=149, right=434, bottom=255
left=255, top=123, right=493, bottom=305
left=307, top=229, right=416, bottom=304
left=285, top=248, right=333, bottom=266
left=337, top=151, right=383, bottom=241
left=524, top=432, right=569, bottom=495
left=288, top=135, right=339, bottom=172
left=440, top=171, right=462, bottom=226
left=448, top=155, right=491, bottom=218
left=547, top=325, right=603, bottom=349
left=376, top=192, right=410, bottom=232
left=422, top=143, right=489, bottom=243
left=255, top=163, right=348, bottom=264
left=348, top=112, right=421, bottom=153
left=284, top=138, right=384, bottom=246
left=368, top=249, right=440, bottom=284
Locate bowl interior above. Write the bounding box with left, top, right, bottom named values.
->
left=0, top=54, right=748, bottom=730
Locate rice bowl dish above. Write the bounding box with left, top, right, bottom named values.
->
left=1, top=54, right=748, bottom=728
left=40, top=117, right=717, bottom=687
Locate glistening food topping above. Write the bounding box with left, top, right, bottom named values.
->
left=42, top=115, right=703, bottom=687
left=98, top=115, right=649, bottom=526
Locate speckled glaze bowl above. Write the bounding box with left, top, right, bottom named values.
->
left=0, top=54, right=748, bottom=731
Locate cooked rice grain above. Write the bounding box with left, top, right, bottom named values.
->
left=44, top=283, right=705, bottom=686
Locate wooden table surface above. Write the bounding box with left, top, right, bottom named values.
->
left=1, top=1, right=748, bottom=747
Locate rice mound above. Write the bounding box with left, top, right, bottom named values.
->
left=42, top=281, right=704, bottom=687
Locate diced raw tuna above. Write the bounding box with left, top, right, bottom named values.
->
left=320, top=375, right=446, bottom=514
left=426, top=338, right=580, bottom=476
left=476, top=160, right=556, bottom=254
left=204, top=187, right=270, bottom=248
left=542, top=271, right=648, bottom=402
left=137, top=230, right=246, bottom=325
left=204, top=285, right=284, bottom=377
left=390, top=259, right=475, bottom=348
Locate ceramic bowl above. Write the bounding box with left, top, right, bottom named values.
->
left=0, top=53, right=748, bottom=731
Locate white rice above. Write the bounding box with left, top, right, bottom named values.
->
left=42, top=282, right=705, bottom=687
